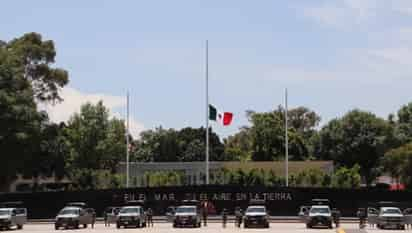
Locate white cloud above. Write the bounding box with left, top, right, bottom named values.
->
left=39, top=87, right=145, bottom=138
left=398, top=28, right=412, bottom=42
left=263, top=66, right=338, bottom=81
left=392, top=0, right=412, bottom=15
left=369, top=48, right=412, bottom=66
left=301, top=0, right=378, bottom=28
left=303, top=5, right=346, bottom=28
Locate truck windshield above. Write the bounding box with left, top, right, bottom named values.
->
left=382, top=209, right=401, bottom=214
left=59, top=209, right=79, bottom=215
left=176, top=207, right=196, bottom=213
left=120, top=207, right=140, bottom=214
left=246, top=207, right=265, bottom=213
left=310, top=208, right=330, bottom=214
left=0, top=210, right=10, bottom=215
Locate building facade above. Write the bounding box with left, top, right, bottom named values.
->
left=118, top=161, right=334, bottom=187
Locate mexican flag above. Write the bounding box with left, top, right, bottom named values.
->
left=209, top=104, right=233, bottom=126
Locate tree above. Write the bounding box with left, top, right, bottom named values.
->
left=316, top=110, right=393, bottom=185
left=223, top=129, right=252, bottom=161
left=133, top=127, right=225, bottom=162
left=382, top=145, right=410, bottom=184
left=64, top=101, right=126, bottom=189
left=0, top=33, right=69, bottom=191
left=287, top=106, right=321, bottom=139
left=331, top=165, right=361, bottom=188
left=6, top=32, right=68, bottom=102
left=21, top=122, right=69, bottom=180
left=382, top=143, right=412, bottom=187
left=396, top=102, right=412, bottom=144
left=247, top=106, right=313, bottom=161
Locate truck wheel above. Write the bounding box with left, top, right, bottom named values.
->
left=75, top=221, right=79, bottom=229
left=54, top=225, right=59, bottom=230
left=244, top=223, right=248, bottom=228
left=17, top=224, right=23, bottom=229
left=83, top=224, right=87, bottom=228
left=197, top=222, right=201, bottom=228
left=306, top=224, right=311, bottom=228
left=116, top=223, right=120, bottom=229
left=265, top=223, right=269, bottom=228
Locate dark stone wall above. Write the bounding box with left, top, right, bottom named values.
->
left=0, top=185, right=410, bottom=219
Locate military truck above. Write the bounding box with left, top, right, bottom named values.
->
left=54, top=202, right=94, bottom=230
left=0, top=202, right=27, bottom=230
left=173, top=200, right=201, bottom=228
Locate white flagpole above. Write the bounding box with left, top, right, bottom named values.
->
left=126, top=91, right=130, bottom=188
left=205, top=40, right=210, bottom=185
left=285, top=88, right=289, bottom=187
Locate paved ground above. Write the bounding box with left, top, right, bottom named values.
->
left=6, top=222, right=412, bottom=232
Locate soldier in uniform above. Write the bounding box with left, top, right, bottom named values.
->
left=357, top=207, right=367, bottom=229
left=202, top=201, right=208, bottom=226
left=91, top=209, right=96, bottom=229
left=222, top=208, right=228, bottom=228
left=104, top=209, right=109, bottom=227
left=331, top=208, right=341, bottom=228
left=147, top=208, right=154, bottom=227
left=235, top=206, right=243, bottom=228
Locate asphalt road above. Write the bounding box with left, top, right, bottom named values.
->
left=6, top=222, right=412, bottom=233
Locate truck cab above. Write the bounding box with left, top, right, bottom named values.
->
left=0, top=208, right=27, bottom=230
left=55, top=202, right=94, bottom=230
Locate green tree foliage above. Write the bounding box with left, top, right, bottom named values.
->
left=0, top=33, right=68, bottom=191
left=382, top=143, right=412, bottom=187
left=331, top=165, right=361, bottom=188
left=6, top=33, right=68, bottom=102
left=143, top=171, right=183, bottom=187
left=247, top=106, right=320, bottom=161
left=64, top=101, right=126, bottom=189
left=316, top=110, right=393, bottom=185
left=223, top=129, right=252, bottom=161
left=22, top=122, right=69, bottom=180
left=396, top=103, right=412, bottom=144
left=133, top=127, right=224, bottom=162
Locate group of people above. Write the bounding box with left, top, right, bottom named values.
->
left=201, top=201, right=243, bottom=228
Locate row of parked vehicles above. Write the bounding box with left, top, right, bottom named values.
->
left=2, top=199, right=412, bottom=230
left=298, top=199, right=412, bottom=230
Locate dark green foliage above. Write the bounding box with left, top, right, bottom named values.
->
left=0, top=33, right=69, bottom=191
left=132, top=127, right=224, bottom=162
left=315, top=110, right=393, bottom=185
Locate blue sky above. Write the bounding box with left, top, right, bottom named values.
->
left=2, top=0, right=412, bottom=138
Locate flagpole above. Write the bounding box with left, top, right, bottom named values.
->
left=285, top=88, right=289, bottom=187
left=126, top=91, right=130, bottom=188
left=205, top=40, right=210, bottom=185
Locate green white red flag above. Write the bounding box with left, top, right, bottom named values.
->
left=209, top=104, right=233, bottom=126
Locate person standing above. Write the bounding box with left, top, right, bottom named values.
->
left=104, top=209, right=109, bottom=227
left=222, top=208, right=228, bottom=228
left=202, top=201, right=208, bottom=226
left=357, top=208, right=366, bottom=229
left=91, top=209, right=96, bottom=229
left=235, top=207, right=243, bottom=228
left=331, top=208, right=340, bottom=228
left=147, top=208, right=154, bottom=227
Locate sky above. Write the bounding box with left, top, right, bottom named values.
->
left=2, top=0, right=412, bottom=139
